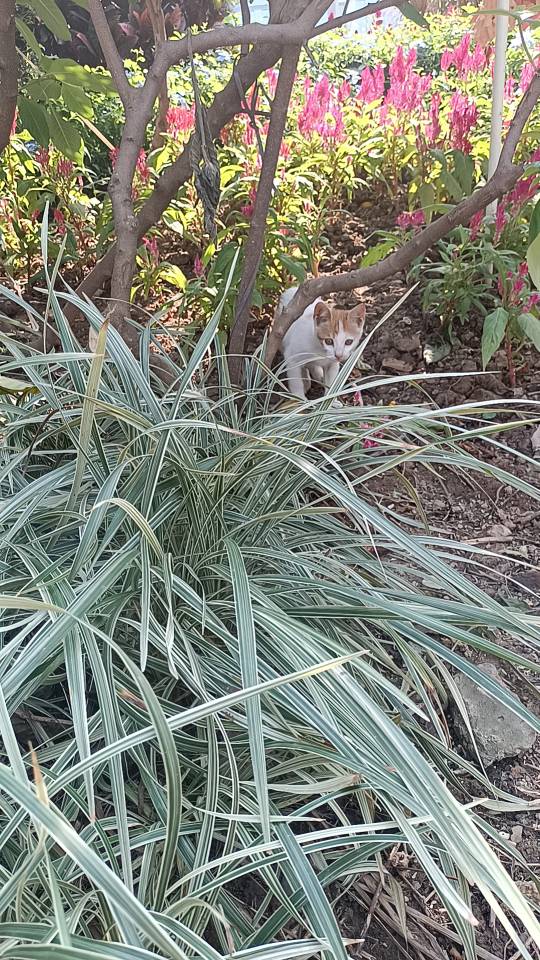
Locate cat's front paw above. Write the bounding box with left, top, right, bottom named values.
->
left=331, top=399, right=343, bottom=409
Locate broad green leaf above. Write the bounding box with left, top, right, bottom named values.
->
left=41, top=57, right=116, bottom=95
left=517, top=312, right=540, bottom=350
left=18, top=97, right=50, bottom=146
left=418, top=182, right=436, bottom=222
left=161, top=264, right=187, bottom=290
left=528, top=196, right=540, bottom=246
left=15, top=18, right=43, bottom=59
left=452, top=150, right=474, bottom=196
left=26, top=77, right=61, bottom=103
left=60, top=82, right=94, bottom=119
left=18, top=0, right=70, bottom=40
left=527, top=228, right=540, bottom=293
left=45, top=108, right=83, bottom=161
left=360, top=238, right=397, bottom=267
left=400, top=0, right=429, bottom=27
left=481, top=307, right=508, bottom=369
left=441, top=170, right=463, bottom=202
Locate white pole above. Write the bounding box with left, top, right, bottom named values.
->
left=487, top=0, right=510, bottom=218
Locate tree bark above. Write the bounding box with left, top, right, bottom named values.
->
left=0, top=0, right=17, bottom=156
left=227, top=46, right=301, bottom=384
left=263, top=71, right=540, bottom=369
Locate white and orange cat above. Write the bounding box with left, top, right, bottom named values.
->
left=278, top=287, right=366, bottom=404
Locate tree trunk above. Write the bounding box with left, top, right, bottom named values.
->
left=227, top=46, right=301, bottom=384
left=0, top=0, right=17, bottom=156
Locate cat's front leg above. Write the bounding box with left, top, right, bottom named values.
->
left=323, top=361, right=342, bottom=407
left=286, top=363, right=308, bottom=401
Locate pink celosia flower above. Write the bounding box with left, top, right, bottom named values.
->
left=469, top=209, right=484, bottom=241
left=519, top=60, right=538, bottom=92
left=504, top=74, right=516, bottom=100
left=357, top=64, right=385, bottom=105
left=526, top=291, right=540, bottom=310
left=166, top=104, right=195, bottom=137
left=136, top=150, right=150, bottom=184
left=384, top=46, right=431, bottom=114
left=266, top=68, right=279, bottom=97
left=353, top=390, right=363, bottom=406
left=10, top=109, right=17, bottom=137
left=338, top=79, right=351, bottom=102
left=494, top=201, right=507, bottom=242
left=193, top=254, right=204, bottom=277
left=110, top=146, right=119, bottom=168
left=143, top=235, right=159, bottom=263
left=35, top=147, right=50, bottom=168
left=396, top=209, right=425, bottom=229
left=57, top=157, right=74, bottom=178
left=448, top=92, right=478, bottom=153
left=426, top=92, right=442, bottom=146
left=440, top=34, right=486, bottom=78
left=53, top=208, right=66, bottom=236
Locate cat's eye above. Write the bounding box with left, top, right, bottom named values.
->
left=344, top=338, right=354, bottom=346
left=324, top=338, right=334, bottom=346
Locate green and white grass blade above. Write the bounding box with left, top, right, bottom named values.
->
left=65, top=319, right=108, bottom=517
left=225, top=539, right=270, bottom=843
left=274, top=822, right=347, bottom=960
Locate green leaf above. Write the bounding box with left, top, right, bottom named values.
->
left=18, top=0, right=71, bottom=40
left=161, top=264, right=187, bottom=290
left=441, top=171, right=463, bottom=202
left=45, top=108, right=83, bottom=161
left=360, top=238, right=397, bottom=267
left=481, top=307, right=508, bottom=369
left=452, top=150, right=474, bottom=196
left=15, top=18, right=43, bottom=59
left=41, top=57, right=116, bottom=95
left=528, top=196, right=540, bottom=246
left=60, top=82, right=94, bottom=119
left=17, top=97, right=50, bottom=146
left=26, top=77, right=61, bottom=103
left=526, top=231, right=540, bottom=291
left=400, top=0, right=429, bottom=27
left=418, top=182, right=435, bottom=223
left=517, top=312, right=540, bottom=350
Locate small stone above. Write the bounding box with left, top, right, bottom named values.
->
left=510, top=825, right=523, bottom=845
left=381, top=357, right=414, bottom=374
left=462, top=359, right=478, bottom=372
left=453, top=663, right=537, bottom=766
left=487, top=523, right=513, bottom=540
left=395, top=334, right=421, bottom=354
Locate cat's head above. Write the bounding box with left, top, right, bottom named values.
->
left=313, top=301, right=366, bottom=363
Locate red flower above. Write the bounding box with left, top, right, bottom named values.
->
left=143, top=235, right=159, bottom=263
left=469, top=209, right=484, bottom=241
left=193, top=254, right=204, bottom=277
left=396, top=209, right=425, bottom=229
left=166, top=104, right=195, bottom=137
left=57, top=157, right=74, bottom=178
left=53, top=208, right=66, bottom=236
left=448, top=92, right=478, bottom=153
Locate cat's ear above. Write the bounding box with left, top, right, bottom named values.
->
left=348, top=304, right=366, bottom=330
left=314, top=301, right=332, bottom=325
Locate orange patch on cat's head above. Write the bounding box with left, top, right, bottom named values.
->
left=313, top=301, right=366, bottom=340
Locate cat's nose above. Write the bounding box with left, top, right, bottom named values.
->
left=336, top=354, right=344, bottom=362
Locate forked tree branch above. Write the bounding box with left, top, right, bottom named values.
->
left=69, top=0, right=400, bottom=342
left=228, top=45, right=302, bottom=384
left=87, top=0, right=132, bottom=107
left=263, top=71, right=540, bottom=369
left=0, top=0, right=17, bottom=156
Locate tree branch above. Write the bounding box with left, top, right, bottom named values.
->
left=87, top=0, right=133, bottom=107
left=228, top=45, right=302, bottom=383
left=0, top=0, right=17, bottom=156
left=263, top=71, right=540, bottom=369
left=311, top=0, right=399, bottom=36
left=147, top=0, right=170, bottom=150
left=67, top=0, right=395, bottom=329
